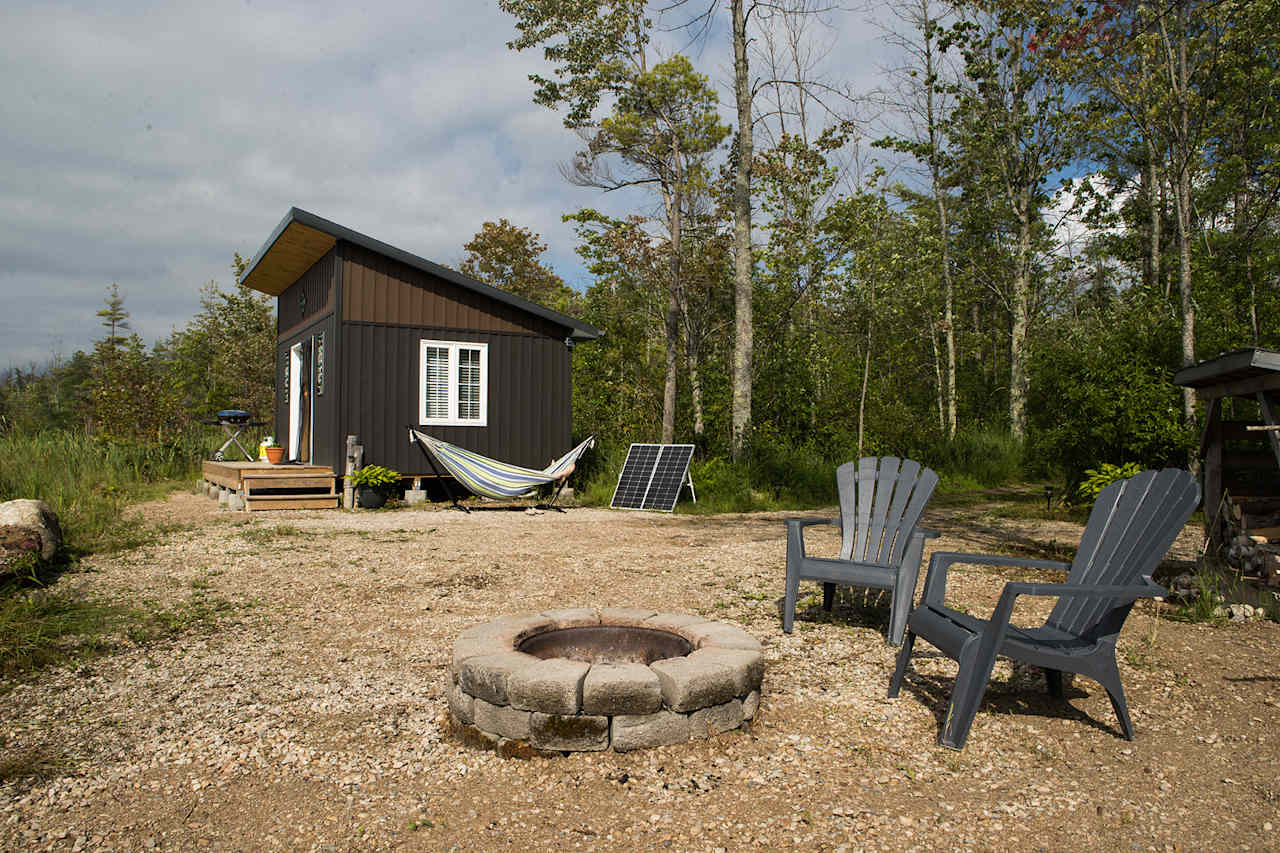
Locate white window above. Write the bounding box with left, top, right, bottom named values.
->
left=419, top=339, right=488, bottom=426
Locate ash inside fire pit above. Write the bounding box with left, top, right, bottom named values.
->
left=517, top=625, right=693, bottom=665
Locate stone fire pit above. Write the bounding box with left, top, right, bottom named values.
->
left=448, top=608, right=764, bottom=753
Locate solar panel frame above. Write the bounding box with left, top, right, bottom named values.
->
left=610, top=443, right=695, bottom=512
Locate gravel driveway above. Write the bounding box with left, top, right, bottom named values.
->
left=2, top=492, right=1276, bottom=852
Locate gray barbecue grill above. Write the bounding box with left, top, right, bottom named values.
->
left=201, top=409, right=268, bottom=461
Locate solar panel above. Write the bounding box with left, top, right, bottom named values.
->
left=610, top=443, right=696, bottom=512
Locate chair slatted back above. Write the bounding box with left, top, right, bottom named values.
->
left=1049, top=468, right=1200, bottom=635
left=837, top=457, right=939, bottom=566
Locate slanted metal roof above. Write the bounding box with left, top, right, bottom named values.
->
left=1172, top=348, right=1280, bottom=390
left=239, top=207, right=602, bottom=341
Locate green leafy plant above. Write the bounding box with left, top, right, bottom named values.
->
left=349, top=465, right=400, bottom=492
left=1073, top=462, right=1143, bottom=506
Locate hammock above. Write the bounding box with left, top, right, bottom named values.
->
left=409, top=429, right=594, bottom=503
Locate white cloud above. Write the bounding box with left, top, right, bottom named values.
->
left=0, top=0, right=882, bottom=369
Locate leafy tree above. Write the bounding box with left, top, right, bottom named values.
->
left=460, top=219, right=581, bottom=314
left=160, top=279, right=275, bottom=419
left=944, top=0, right=1078, bottom=438
left=568, top=54, right=730, bottom=443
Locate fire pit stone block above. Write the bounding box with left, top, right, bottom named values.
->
left=643, top=612, right=713, bottom=632
left=457, top=651, right=538, bottom=706
left=530, top=712, right=610, bottom=751
left=473, top=698, right=532, bottom=740
left=541, top=607, right=602, bottom=628
left=611, top=710, right=692, bottom=752
left=597, top=607, right=659, bottom=626
left=446, top=680, right=475, bottom=726
left=582, top=663, right=662, bottom=715
left=508, top=658, right=590, bottom=714
left=689, top=699, right=745, bottom=738
left=684, top=622, right=763, bottom=652
left=649, top=656, right=737, bottom=712
left=687, top=648, right=764, bottom=696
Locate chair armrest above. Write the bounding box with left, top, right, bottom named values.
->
left=784, top=517, right=837, bottom=563
left=920, top=551, right=1072, bottom=606
left=997, top=579, right=1168, bottom=603
left=784, top=516, right=838, bottom=530
left=979, top=578, right=1168, bottom=648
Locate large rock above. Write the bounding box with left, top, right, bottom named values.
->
left=0, top=499, right=62, bottom=572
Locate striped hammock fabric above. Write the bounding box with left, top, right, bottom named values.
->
left=409, top=429, right=595, bottom=500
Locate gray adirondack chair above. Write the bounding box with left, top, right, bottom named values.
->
left=783, top=457, right=939, bottom=646
left=888, top=468, right=1200, bottom=750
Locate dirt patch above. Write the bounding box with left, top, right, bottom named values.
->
left=2, top=491, right=1277, bottom=852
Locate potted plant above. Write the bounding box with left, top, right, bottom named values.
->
left=263, top=437, right=285, bottom=465
left=350, top=465, right=400, bottom=509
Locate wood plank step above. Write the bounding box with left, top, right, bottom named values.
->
left=244, top=476, right=335, bottom=491
left=242, top=472, right=337, bottom=481
left=245, top=492, right=337, bottom=501
left=244, top=496, right=338, bottom=511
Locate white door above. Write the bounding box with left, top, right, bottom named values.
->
left=288, top=339, right=312, bottom=463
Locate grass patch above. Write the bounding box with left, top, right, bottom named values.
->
left=0, top=429, right=205, bottom=554
left=0, top=581, right=122, bottom=679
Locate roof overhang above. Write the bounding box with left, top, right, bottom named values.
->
left=239, top=207, right=603, bottom=341
left=1172, top=348, right=1280, bottom=391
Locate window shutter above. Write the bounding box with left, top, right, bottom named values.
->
left=422, top=345, right=450, bottom=420
left=457, top=347, right=481, bottom=420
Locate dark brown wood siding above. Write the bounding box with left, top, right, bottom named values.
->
left=278, top=248, right=336, bottom=338
left=341, top=322, right=572, bottom=475
left=340, top=242, right=567, bottom=339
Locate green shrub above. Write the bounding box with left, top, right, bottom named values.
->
left=1073, top=462, right=1143, bottom=506
left=349, top=465, right=400, bottom=491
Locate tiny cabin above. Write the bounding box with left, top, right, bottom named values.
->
left=239, top=208, right=601, bottom=479
left=1173, top=348, right=1280, bottom=582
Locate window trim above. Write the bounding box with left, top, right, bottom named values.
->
left=419, top=339, right=488, bottom=427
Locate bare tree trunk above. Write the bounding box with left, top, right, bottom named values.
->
left=931, top=327, right=945, bottom=432
left=1009, top=195, right=1033, bottom=440
left=688, top=343, right=705, bottom=438
left=857, top=322, right=872, bottom=458
left=1148, top=155, right=1161, bottom=293
left=1175, top=7, right=1196, bottom=426
left=730, top=0, right=754, bottom=460
left=921, top=0, right=957, bottom=440
left=937, top=191, right=957, bottom=440
left=662, top=185, right=682, bottom=445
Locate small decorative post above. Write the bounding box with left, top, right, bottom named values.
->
left=344, top=435, right=362, bottom=509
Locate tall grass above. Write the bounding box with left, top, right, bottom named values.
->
left=576, top=430, right=1029, bottom=512
left=0, top=429, right=205, bottom=554
left=929, top=428, right=1025, bottom=492
left=0, top=429, right=214, bottom=682
left=575, top=439, right=839, bottom=514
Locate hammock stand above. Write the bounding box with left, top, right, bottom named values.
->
left=408, top=428, right=595, bottom=513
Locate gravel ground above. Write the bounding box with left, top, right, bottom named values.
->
left=1, top=491, right=1277, bottom=852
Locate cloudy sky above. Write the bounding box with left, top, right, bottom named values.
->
left=0, top=1, right=890, bottom=369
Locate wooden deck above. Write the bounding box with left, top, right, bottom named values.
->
left=200, top=461, right=338, bottom=511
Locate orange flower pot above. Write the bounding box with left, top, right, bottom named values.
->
left=265, top=446, right=286, bottom=464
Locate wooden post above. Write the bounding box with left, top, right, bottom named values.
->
left=1200, top=395, right=1223, bottom=547
left=344, top=435, right=362, bottom=509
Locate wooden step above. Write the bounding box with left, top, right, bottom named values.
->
left=243, top=475, right=335, bottom=491
left=244, top=493, right=338, bottom=511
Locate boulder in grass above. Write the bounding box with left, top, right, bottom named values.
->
left=0, top=499, right=62, bottom=573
